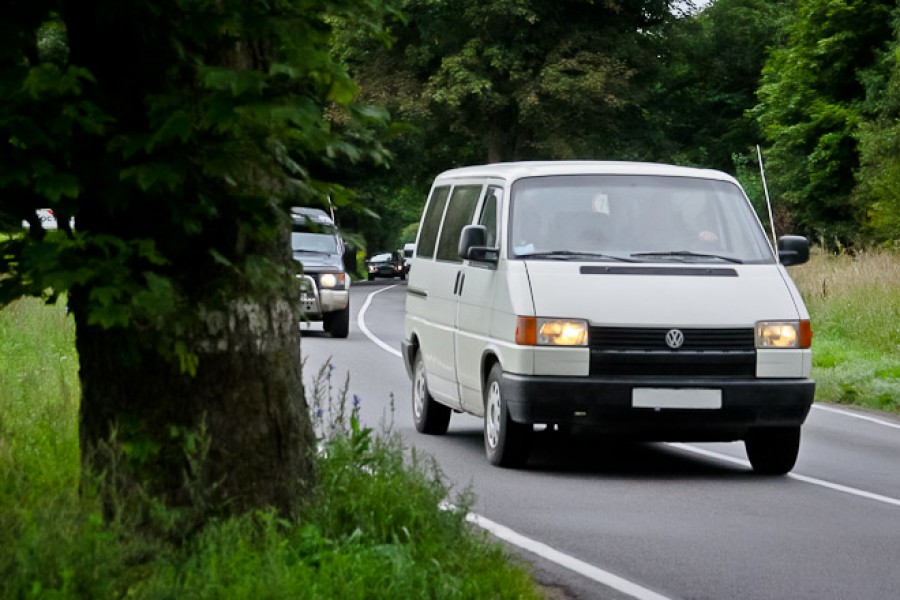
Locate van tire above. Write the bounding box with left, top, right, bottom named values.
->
left=324, top=306, right=350, bottom=339
left=484, top=363, right=531, bottom=468
left=412, top=351, right=451, bottom=434
left=744, top=426, right=801, bottom=475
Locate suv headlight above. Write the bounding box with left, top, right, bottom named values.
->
left=755, top=320, right=812, bottom=348
left=319, top=273, right=346, bottom=289
left=515, top=317, right=589, bottom=346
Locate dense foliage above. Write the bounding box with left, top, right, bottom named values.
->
left=1, top=0, right=400, bottom=518
left=754, top=0, right=896, bottom=244
left=336, top=0, right=900, bottom=251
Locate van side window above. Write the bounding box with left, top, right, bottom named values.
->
left=416, top=186, right=451, bottom=259
left=478, top=187, right=502, bottom=248
left=436, top=185, right=482, bottom=262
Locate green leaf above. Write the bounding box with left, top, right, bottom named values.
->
left=34, top=173, right=81, bottom=202
left=120, top=163, right=185, bottom=193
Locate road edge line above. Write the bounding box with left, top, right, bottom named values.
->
left=357, top=285, right=402, bottom=358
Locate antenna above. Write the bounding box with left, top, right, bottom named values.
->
left=326, top=195, right=336, bottom=222
left=756, top=145, right=778, bottom=257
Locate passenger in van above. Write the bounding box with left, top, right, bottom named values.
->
left=637, top=200, right=718, bottom=250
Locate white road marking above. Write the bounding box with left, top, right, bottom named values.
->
left=668, top=443, right=900, bottom=508
left=359, top=285, right=899, bottom=599
left=812, top=403, right=900, bottom=430
left=357, top=284, right=402, bottom=358
left=467, top=511, right=673, bottom=600
left=361, top=285, right=673, bottom=599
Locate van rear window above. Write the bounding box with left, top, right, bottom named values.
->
left=436, top=185, right=482, bottom=262
left=416, top=186, right=450, bottom=259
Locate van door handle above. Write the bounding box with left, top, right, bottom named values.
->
left=457, top=272, right=466, bottom=296
left=453, top=270, right=462, bottom=295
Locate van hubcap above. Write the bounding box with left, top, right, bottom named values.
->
left=486, top=381, right=501, bottom=449
left=413, top=360, right=425, bottom=419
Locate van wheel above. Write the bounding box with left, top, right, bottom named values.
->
left=324, top=306, right=350, bottom=339
left=484, top=363, right=531, bottom=468
left=744, top=426, right=801, bottom=475
left=412, top=351, right=451, bottom=434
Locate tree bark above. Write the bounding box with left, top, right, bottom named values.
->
left=73, top=291, right=315, bottom=517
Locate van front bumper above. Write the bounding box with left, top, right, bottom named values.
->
left=501, top=373, right=814, bottom=440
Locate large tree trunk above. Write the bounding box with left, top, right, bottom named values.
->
left=73, top=291, right=315, bottom=518
left=62, top=0, right=318, bottom=520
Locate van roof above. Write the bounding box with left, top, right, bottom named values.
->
left=433, top=161, right=736, bottom=184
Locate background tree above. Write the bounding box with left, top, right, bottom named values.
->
left=1, top=0, right=393, bottom=521
left=330, top=0, right=900, bottom=251
left=334, top=0, right=678, bottom=250
left=855, top=16, right=900, bottom=246
left=359, top=0, right=676, bottom=162
left=753, top=0, right=895, bottom=243
left=645, top=0, right=793, bottom=172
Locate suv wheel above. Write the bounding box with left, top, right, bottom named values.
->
left=324, top=305, right=350, bottom=339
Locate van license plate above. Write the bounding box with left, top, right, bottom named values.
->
left=632, top=388, right=722, bottom=409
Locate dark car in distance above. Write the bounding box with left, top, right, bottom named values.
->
left=366, top=251, right=406, bottom=281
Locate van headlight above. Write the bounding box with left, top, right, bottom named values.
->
left=516, top=317, right=589, bottom=346
left=755, top=320, right=812, bottom=349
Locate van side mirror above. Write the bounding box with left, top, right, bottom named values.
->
left=458, top=225, right=499, bottom=263
left=777, top=235, right=810, bottom=266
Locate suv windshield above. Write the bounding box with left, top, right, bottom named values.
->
left=291, top=229, right=339, bottom=254
left=509, top=175, right=774, bottom=264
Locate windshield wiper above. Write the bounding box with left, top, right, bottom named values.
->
left=518, top=250, right=642, bottom=263
left=293, top=249, right=331, bottom=254
left=629, top=251, right=744, bottom=264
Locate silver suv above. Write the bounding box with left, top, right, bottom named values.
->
left=291, top=207, right=351, bottom=338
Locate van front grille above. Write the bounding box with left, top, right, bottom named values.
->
left=589, top=327, right=755, bottom=378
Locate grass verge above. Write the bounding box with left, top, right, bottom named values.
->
left=789, top=248, right=900, bottom=412
left=0, top=297, right=542, bottom=599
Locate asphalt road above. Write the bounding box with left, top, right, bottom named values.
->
left=300, top=280, right=900, bottom=600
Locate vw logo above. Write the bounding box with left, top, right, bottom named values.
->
left=665, top=329, right=684, bottom=349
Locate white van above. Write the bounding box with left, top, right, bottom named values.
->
left=401, top=161, right=815, bottom=474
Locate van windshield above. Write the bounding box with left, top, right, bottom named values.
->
left=509, top=175, right=775, bottom=264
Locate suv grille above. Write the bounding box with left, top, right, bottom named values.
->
left=589, top=327, right=755, bottom=377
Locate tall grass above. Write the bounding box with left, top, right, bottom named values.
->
left=0, top=296, right=79, bottom=483
left=789, top=248, right=900, bottom=411
left=0, top=298, right=137, bottom=598
left=0, top=298, right=542, bottom=599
